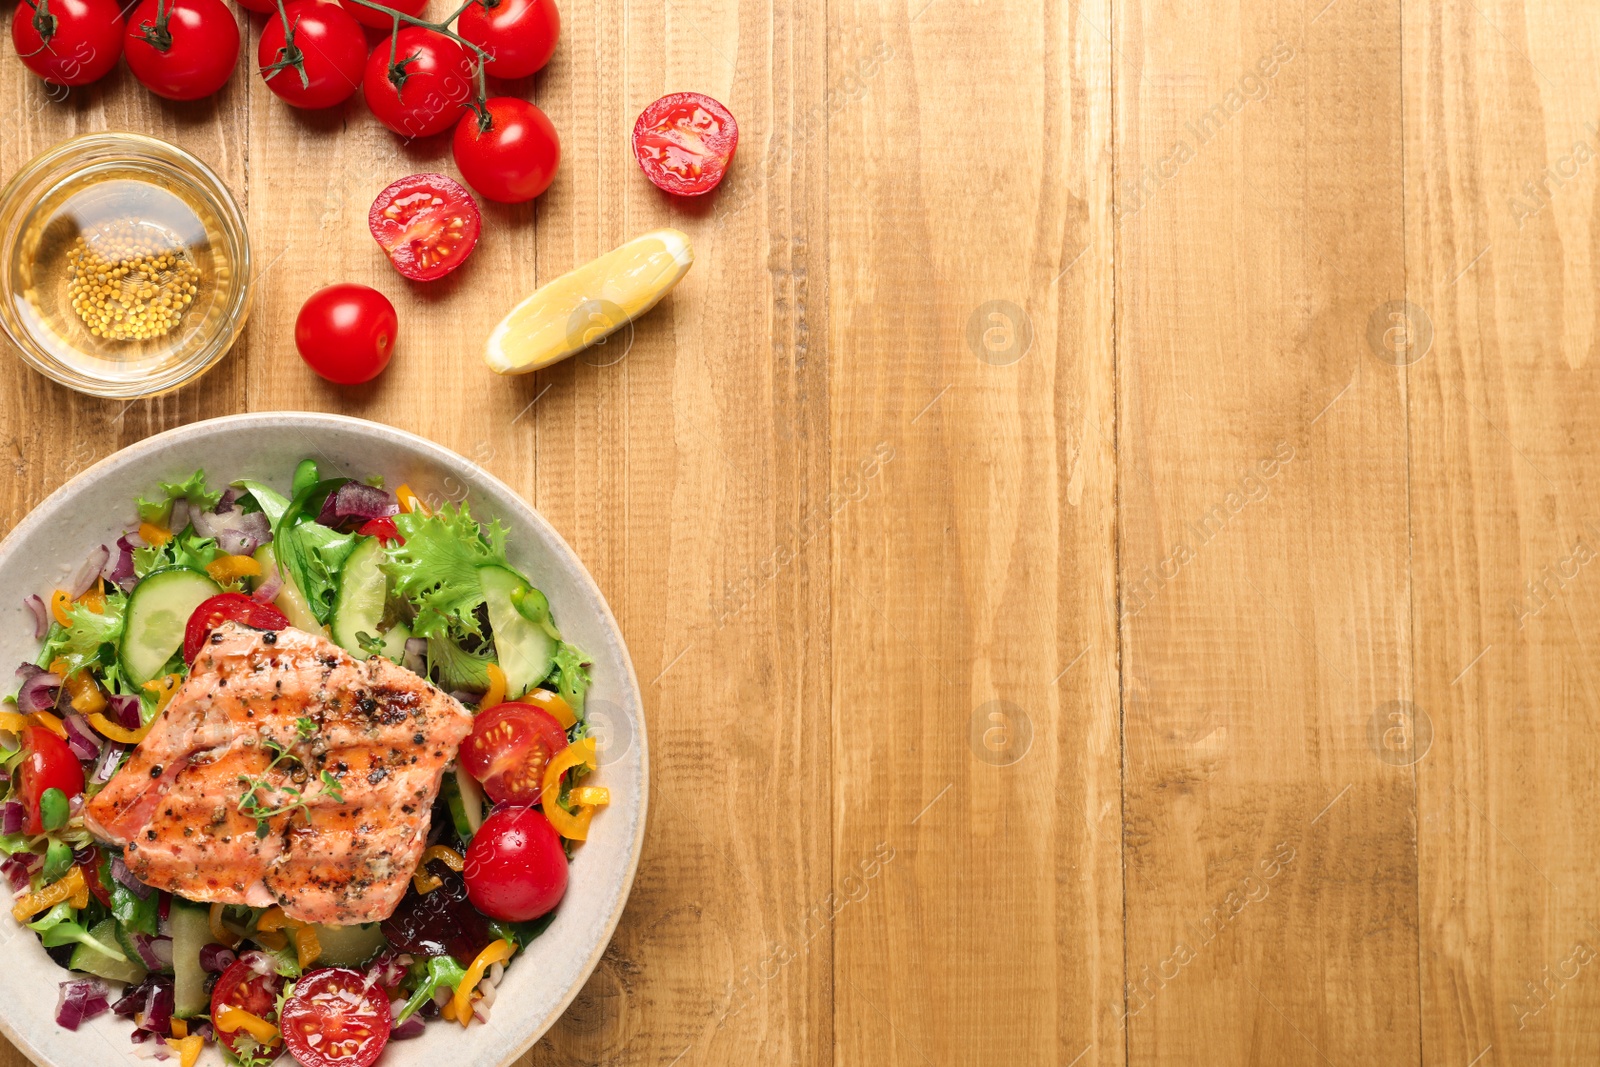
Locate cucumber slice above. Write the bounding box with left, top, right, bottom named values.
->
left=309, top=923, right=387, bottom=966
left=331, top=537, right=392, bottom=659
left=120, top=567, right=222, bottom=684
left=252, top=543, right=321, bottom=633
left=168, top=901, right=211, bottom=1018
left=378, top=621, right=410, bottom=665
left=480, top=565, right=555, bottom=700
left=69, top=920, right=148, bottom=984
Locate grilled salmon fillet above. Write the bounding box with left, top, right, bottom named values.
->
left=84, top=622, right=473, bottom=925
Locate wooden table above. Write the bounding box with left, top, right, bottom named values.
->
left=2, top=0, right=1595, bottom=1063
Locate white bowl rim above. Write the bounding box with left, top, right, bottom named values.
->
left=0, top=411, right=649, bottom=1067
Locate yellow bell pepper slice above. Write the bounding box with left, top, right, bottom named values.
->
left=165, top=1034, right=203, bottom=1067
left=396, top=483, right=429, bottom=516
left=12, top=866, right=88, bottom=922
left=294, top=925, right=321, bottom=970
left=541, top=736, right=600, bottom=840
left=87, top=713, right=151, bottom=745
left=30, top=711, right=67, bottom=739
left=523, top=688, right=577, bottom=729
left=170, top=1019, right=187, bottom=1039
left=452, top=938, right=515, bottom=1027
left=411, top=844, right=465, bottom=895
left=77, top=587, right=105, bottom=614
left=48, top=590, right=72, bottom=627
left=216, top=1008, right=280, bottom=1046
left=138, top=522, right=172, bottom=547
left=480, top=663, right=507, bottom=710
left=63, top=672, right=107, bottom=714
left=206, top=555, right=261, bottom=585
left=143, top=674, right=181, bottom=713
left=0, top=710, right=30, bottom=734
left=570, top=786, right=611, bottom=808
left=209, top=902, right=243, bottom=948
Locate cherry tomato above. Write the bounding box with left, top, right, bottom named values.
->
left=356, top=517, right=402, bottom=545
left=460, top=702, right=569, bottom=805
left=362, top=27, right=474, bottom=138
left=11, top=0, right=125, bottom=86
left=257, top=0, right=365, bottom=109
left=295, top=284, right=398, bottom=384
left=451, top=97, right=559, bottom=203
left=15, top=727, right=85, bottom=836
left=456, top=0, right=557, bottom=79
left=632, top=92, right=738, bottom=196
left=367, top=173, right=481, bottom=282
left=464, top=806, right=567, bottom=921
left=211, top=958, right=284, bottom=1058
left=338, top=0, right=423, bottom=27
left=280, top=967, right=392, bottom=1067
left=78, top=855, right=113, bottom=908
left=183, top=593, right=290, bottom=664
left=125, top=0, right=240, bottom=100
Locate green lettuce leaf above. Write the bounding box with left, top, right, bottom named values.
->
left=550, top=642, right=591, bottom=716
left=136, top=469, right=223, bottom=526
left=384, top=504, right=509, bottom=640
left=427, top=635, right=491, bottom=692
left=37, top=591, right=127, bottom=677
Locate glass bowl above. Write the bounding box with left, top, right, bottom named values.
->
left=0, top=132, right=251, bottom=399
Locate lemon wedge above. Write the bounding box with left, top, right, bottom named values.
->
left=484, top=228, right=694, bottom=375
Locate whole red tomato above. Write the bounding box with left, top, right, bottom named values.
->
left=16, top=726, right=85, bottom=836
left=451, top=97, right=559, bottom=203
left=456, top=0, right=557, bottom=79
left=337, top=0, right=423, bottom=29
left=257, top=0, right=365, bottom=109
left=632, top=92, right=738, bottom=196
left=464, top=806, right=568, bottom=921
left=126, top=0, right=240, bottom=100
left=362, top=27, right=474, bottom=139
left=211, top=958, right=283, bottom=1058
left=295, top=284, right=398, bottom=384
left=11, top=0, right=125, bottom=86
left=183, top=593, right=290, bottom=665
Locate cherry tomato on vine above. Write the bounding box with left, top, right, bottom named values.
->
left=280, top=968, right=393, bottom=1067
left=362, top=26, right=474, bottom=138
left=126, top=0, right=240, bottom=100
left=257, top=0, right=365, bottom=109
left=15, top=727, right=84, bottom=836
left=368, top=173, right=481, bottom=282
left=295, top=283, right=398, bottom=384
left=464, top=806, right=568, bottom=921
left=11, top=0, right=125, bottom=86
left=632, top=92, right=738, bottom=196
left=211, top=958, right=284, bottom=1059
left=184, top=593, right=290, bottom=664
left=456, top=0, right=558, bottom=79
left=451, top=96, right=560, bottom=203
left=459, top=701, right=569, bottom=806
left=338, top=0, right=424, bottom=29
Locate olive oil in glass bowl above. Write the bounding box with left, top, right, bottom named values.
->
left=0, top=133, right=251, bottom=399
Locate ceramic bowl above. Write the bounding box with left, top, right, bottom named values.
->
left=0, top=412, right=647, bottom=1067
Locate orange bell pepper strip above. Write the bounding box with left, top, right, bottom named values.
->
left=411, top=845, right=466, bottom=895
left=143, top=674, right=181, bottom=712
left=395, top=484, right=429, bottom=516
left=216, top=1008, right=280, bottom=1046
left=523, top=688, right=577, bottom=729
left=0, top=709, right=30, bottom=734
left=165, top=1035, right=203, bottom=1067
left=76, top=587, right=105, bottom=614
left=63, top=673, right=107, bottom=715
left=541, top=737, right=606, bottom=840
left=87, top=713, right=150, bottom=745
left=48, top=591, right=72, bottom=627
left=209, top=903, right=243, bottom=948
left=138, top=522, right=172, bottom=547
left=12, top=866, right=88, bottom=922
left=452, top=939, right=514, bottom=1027
left=294, top=925, right=321, bottom=970
left=205, top=555, right=261, bottom=585
left=29, top=710, right=68, bottom=739
left=480, top=663, right=506, bottom=710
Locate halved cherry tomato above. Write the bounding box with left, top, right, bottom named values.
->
left=210, top=957, right=284, bottom=1058
left=368, top=174, right=482, bottom=282
left=16, top=727, right=84, bottom=836
left=356, top=517, right=403, bottom=546
left=631, top=92, right=738, bottom=196
left=458, top=702, right=569, bottom=806
left=463, top=806, right=567, bottom=921
left=183, top=593, right=290, bottom=665
left=280, top=967, right=392, bottom=1067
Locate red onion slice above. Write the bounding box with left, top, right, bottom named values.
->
left=61, top=712, right=103, bottom=761
left=93, top=744, right=128, bottom=784
left=15, top=665, right=62, bottom=714
left=66, top=545, right=110, bottom=599
left=316, top=482, right=399, bottom=528
left=110, top=854, right=153, bottom=898
left=23, top=595, right=49, bottom=640
left=55, top=978, right=111, bottom=1031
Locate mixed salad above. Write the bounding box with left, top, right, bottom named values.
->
left=2, top=461, right=608, bottom=1066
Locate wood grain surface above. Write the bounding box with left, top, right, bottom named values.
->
left=0, top=0, right=1596, bottom=1063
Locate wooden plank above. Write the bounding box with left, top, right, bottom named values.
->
left=1405, top=4, right=1600, bottom=1065
left=1114, top=1, right=1416, bottom=1064
left=827, top=0, right=1120, bottom=1063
